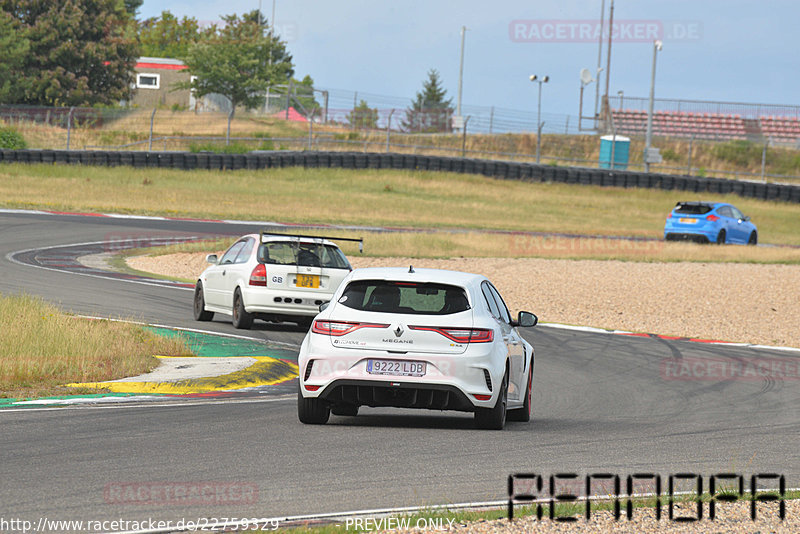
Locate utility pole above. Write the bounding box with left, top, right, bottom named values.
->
left=603, top=0, right=615, bottom=130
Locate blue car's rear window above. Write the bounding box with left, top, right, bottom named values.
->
left=674, top=203, right=713, bottom=215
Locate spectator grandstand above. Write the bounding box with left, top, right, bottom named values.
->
left=759, top=116, right=800, bottom=142
left=609, top=96, right=800, bottom=144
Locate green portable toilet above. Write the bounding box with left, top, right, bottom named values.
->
left=599, top=135, right=630, bottom=170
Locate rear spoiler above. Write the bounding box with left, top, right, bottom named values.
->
left=258, top=230, right=364, bottom=253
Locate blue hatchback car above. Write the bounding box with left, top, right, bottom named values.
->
left=664, top=201, right=757, bottom=245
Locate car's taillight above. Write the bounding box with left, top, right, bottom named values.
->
left=706, top=214, right=720, bottom=222
left=667, top=213, right=673, bottom=219
left=408, top=326, right=494, bottom=343
left=312, top=320, right=389, bottom=336
left=249, top=264, right=267, bottom=286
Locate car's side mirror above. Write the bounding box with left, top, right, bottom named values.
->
left=206, top=254, right=218, bottom=264
left=319, top=301, right=330, bottom=312
left=516, top=311, right=538, bottom=327
left=744, top=215, right=751, bottom=222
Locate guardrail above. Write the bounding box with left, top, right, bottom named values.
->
left=2, top=148, right=799, bottom=204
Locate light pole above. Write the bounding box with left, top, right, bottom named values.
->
left=579, top=68, right=594, bottom=131
left=456, top=26, right=468, bottom=124
left=530, top=74, right=549, bottom=164
left=594, top=0, right=605, bottom=122
left=644, top=40, right=663, bottom=173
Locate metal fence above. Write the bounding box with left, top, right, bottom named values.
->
left=2, top=102, right=800, bottom=184
left=609, top=95, right=800, bottom=120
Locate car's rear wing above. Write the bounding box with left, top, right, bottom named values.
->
left=259, top=230, right=364, bottom=253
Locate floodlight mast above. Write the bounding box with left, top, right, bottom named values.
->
left=529, top=74, right=550, bottom=163
left=645, top=40, right=663, bottom=173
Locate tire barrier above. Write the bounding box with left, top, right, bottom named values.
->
left=2, top=148, right=799, bottom=204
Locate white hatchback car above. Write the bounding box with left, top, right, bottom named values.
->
left=297, top=267, right=538, bottom=429
left=193, top=232, right=359, bottom=329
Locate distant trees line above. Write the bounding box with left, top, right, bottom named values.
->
left=0, top=1, right=454, bottom=132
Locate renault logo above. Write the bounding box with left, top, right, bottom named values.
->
left=394, top=325, right=404, bottom=337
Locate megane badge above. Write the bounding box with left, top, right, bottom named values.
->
left=394, top=325, right=404, bottom=337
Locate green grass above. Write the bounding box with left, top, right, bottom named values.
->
left=2, top=163, right=800, bottom=247
left=0, top=293, right=193, bottom=399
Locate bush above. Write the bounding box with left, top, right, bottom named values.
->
left=189, top=142, right=251, bottom=154
left=661, top=148, right=681, bottom=162
left=0, top=127, right=27, bottom=149
left=711, top=140, right=761, bottom=168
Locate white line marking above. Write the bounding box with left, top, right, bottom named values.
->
left=5, top=238, right=196, bottom=291
left=0, top=395, right=294, bottom=413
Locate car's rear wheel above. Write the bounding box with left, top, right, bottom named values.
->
left=475, top=370, right=507, bottom=430
left=331, top=403, right=359, bottom=417
left=507, top=364, right=533, bottom=423
left=232, top=289, right=253, bottom=329
left=193, top=282, right=214, bottom=321
left=297, top=382, right=330, bottom=424
left=748, top=231, right=758, bottom=245
left=716, top=229, right=726, bottom=245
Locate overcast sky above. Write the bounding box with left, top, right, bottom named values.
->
left=138, top=0, right=798, bottom=122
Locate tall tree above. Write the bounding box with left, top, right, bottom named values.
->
left=180, top=10, right=294, bottom=116
left=138, top=11, right=214, bottom=58
left=347, top=99, right=378, bottom=129
left=123, top=0, right=141, bottom=17
left=0, top=0, right=138, bottom=106
left=291, top=75, right=320, bottom=115
left=0, top=10, right=29, bottom=103
left=402, top=69, right=454, bottom=133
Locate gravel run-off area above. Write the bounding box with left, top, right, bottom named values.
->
left=128, top=253, right=800, bottom=348
left=398, top=499, right=800, bottom=534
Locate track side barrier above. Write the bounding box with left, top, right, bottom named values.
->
left=1, top=149, right=799, bottom=204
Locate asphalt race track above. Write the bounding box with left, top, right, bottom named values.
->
left=1, top=210, right=798, bottom=526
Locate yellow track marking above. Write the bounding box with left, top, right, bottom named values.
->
left=68, top=356, right=298, bottom=395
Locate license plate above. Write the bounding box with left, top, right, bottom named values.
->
left=679, top=218, right=697, bottom=224
left=367, top=359, right=426, bottom=377
left=296, top=274, right=319, bottom=288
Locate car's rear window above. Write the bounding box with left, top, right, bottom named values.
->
left=674, top=203, right=713, bottom=215
left=338, top=280, right=470, bottom=315
left=257, top=242, right=351, bottom=269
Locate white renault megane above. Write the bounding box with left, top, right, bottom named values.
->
left=297, top=267, right=538, bottom=429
